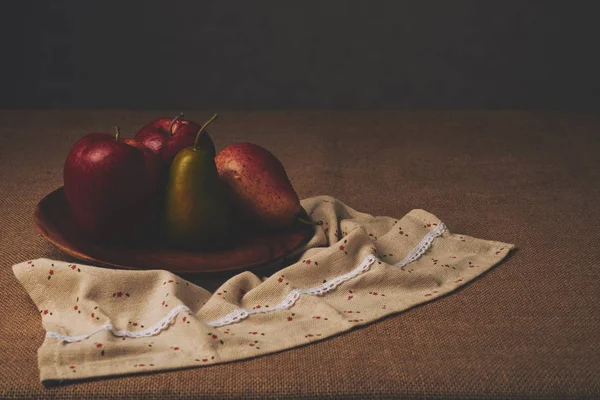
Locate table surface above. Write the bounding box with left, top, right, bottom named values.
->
left=1, top=110, right=598, bottom=399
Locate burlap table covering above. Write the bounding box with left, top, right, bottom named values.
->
left=13, top=195, right=513, bottom=382
left=2, top=111, right=599, bottom=398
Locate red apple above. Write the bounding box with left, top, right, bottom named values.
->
left=63, top=127, right=161, bottom=242
left=134, top=113, right=216, bottom=172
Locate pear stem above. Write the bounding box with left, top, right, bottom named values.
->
left=114, top=126, right=120, bottom=141
left=168, top=112, right=184, bottom=136
left=298, top=217, right=323, bottom=226
left=193, top=113, right=219, bottom=150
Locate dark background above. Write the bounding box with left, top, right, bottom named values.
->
left=1, top=1, right=599, bottom=110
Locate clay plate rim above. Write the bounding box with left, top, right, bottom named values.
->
left=33, top=187, right=315, bottom=275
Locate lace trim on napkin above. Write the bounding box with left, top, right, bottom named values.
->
left=206, top=253, right=379, bottom=328
left=46, top=220, right=446, bottom=342
left=394, top=221, right=446, bottom=267
left=46, top=304, right=191, bottom=342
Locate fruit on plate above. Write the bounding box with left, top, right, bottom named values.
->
left=63, top=127, right=161, bottom=242
left=163, top=114, right=233, bottom=250
left=215, top=142, right=316, bottom=231
left=134, top=113, right=216, bottom=172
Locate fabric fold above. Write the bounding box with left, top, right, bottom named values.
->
left=13, top=196, right=514, bottom=382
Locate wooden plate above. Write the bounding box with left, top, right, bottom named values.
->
left=33, top=187, right=314, bottom=275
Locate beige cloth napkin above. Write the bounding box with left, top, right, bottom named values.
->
left=13, top=196, right=514, bottom=383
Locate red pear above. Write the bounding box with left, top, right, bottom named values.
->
left=63, top=127, right=161, bottom=242
left=215, top=143, right=303, bottom=230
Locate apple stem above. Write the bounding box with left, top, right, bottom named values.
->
left=168, top=112, right=185, bottom=136
left=114, top=126, right=121, bottom=141
left=193, top=113, right=219, bottom=150
left=297, top=217, right=323, bottom=226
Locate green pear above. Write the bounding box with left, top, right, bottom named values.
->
left=163, top=114, right=232, bottom=250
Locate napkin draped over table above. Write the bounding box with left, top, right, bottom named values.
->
left=13, top=196, right=514, bottom=383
